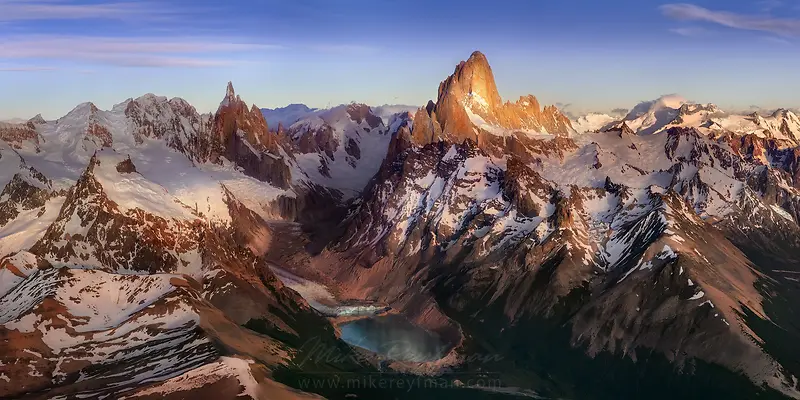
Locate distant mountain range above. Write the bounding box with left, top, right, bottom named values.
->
left=571, top=94, right=800, bottom=145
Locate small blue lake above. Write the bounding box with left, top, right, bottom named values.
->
left=339, top=314, right=451, bottom=362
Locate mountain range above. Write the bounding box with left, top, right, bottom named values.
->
left=1, top=51, right=799, bottom=400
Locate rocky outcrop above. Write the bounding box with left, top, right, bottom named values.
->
left=605, top=121, right=636, bottom=137
left=215, top=83, right=271, bottom=146
left=346, top=103, right=383, bottom=129
left=291, top=121, right=337, bottom=156
left=723, top=132, right=800, bottom=188
left=502, top=157, right=554, bottom=218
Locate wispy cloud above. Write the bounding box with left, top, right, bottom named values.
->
left=668, top=27, right=708, bottom=37
left=763, top=36, right=793, bottom=45
left=307, top=44, right=381, bottom=54
left=660, top=3, right=800, bottom=37
left=0, top=66, right=56, bottom=72
left=0, top=35, right=281, bottom=68
left=0, top=0, right=168, bottom=22
left=0, top=1, right=377, bottom=69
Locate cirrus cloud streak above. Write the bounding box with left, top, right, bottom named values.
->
left=0, top=35, right=282, bottom=68
left=660, top=3, right=800, bottom=37
left=0, top=0, right=174, bottom=22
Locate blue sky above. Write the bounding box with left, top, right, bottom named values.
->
left=1, top=0, right=799, bottom=120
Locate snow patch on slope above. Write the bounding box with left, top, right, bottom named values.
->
left=126, top=356, right=260, bottom=399
left=93, top=149, right=197, bottom=220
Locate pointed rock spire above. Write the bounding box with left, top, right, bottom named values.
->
left=219, top=82, right=240, bottom=109
left=446, top=50, right=502, bottom=109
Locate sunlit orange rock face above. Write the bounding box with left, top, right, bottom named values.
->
left=420, top=51, right=573, bottom=146
left=214, top=82, right=276, bottom=152
left=212, top=82, right=292, bottom=189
